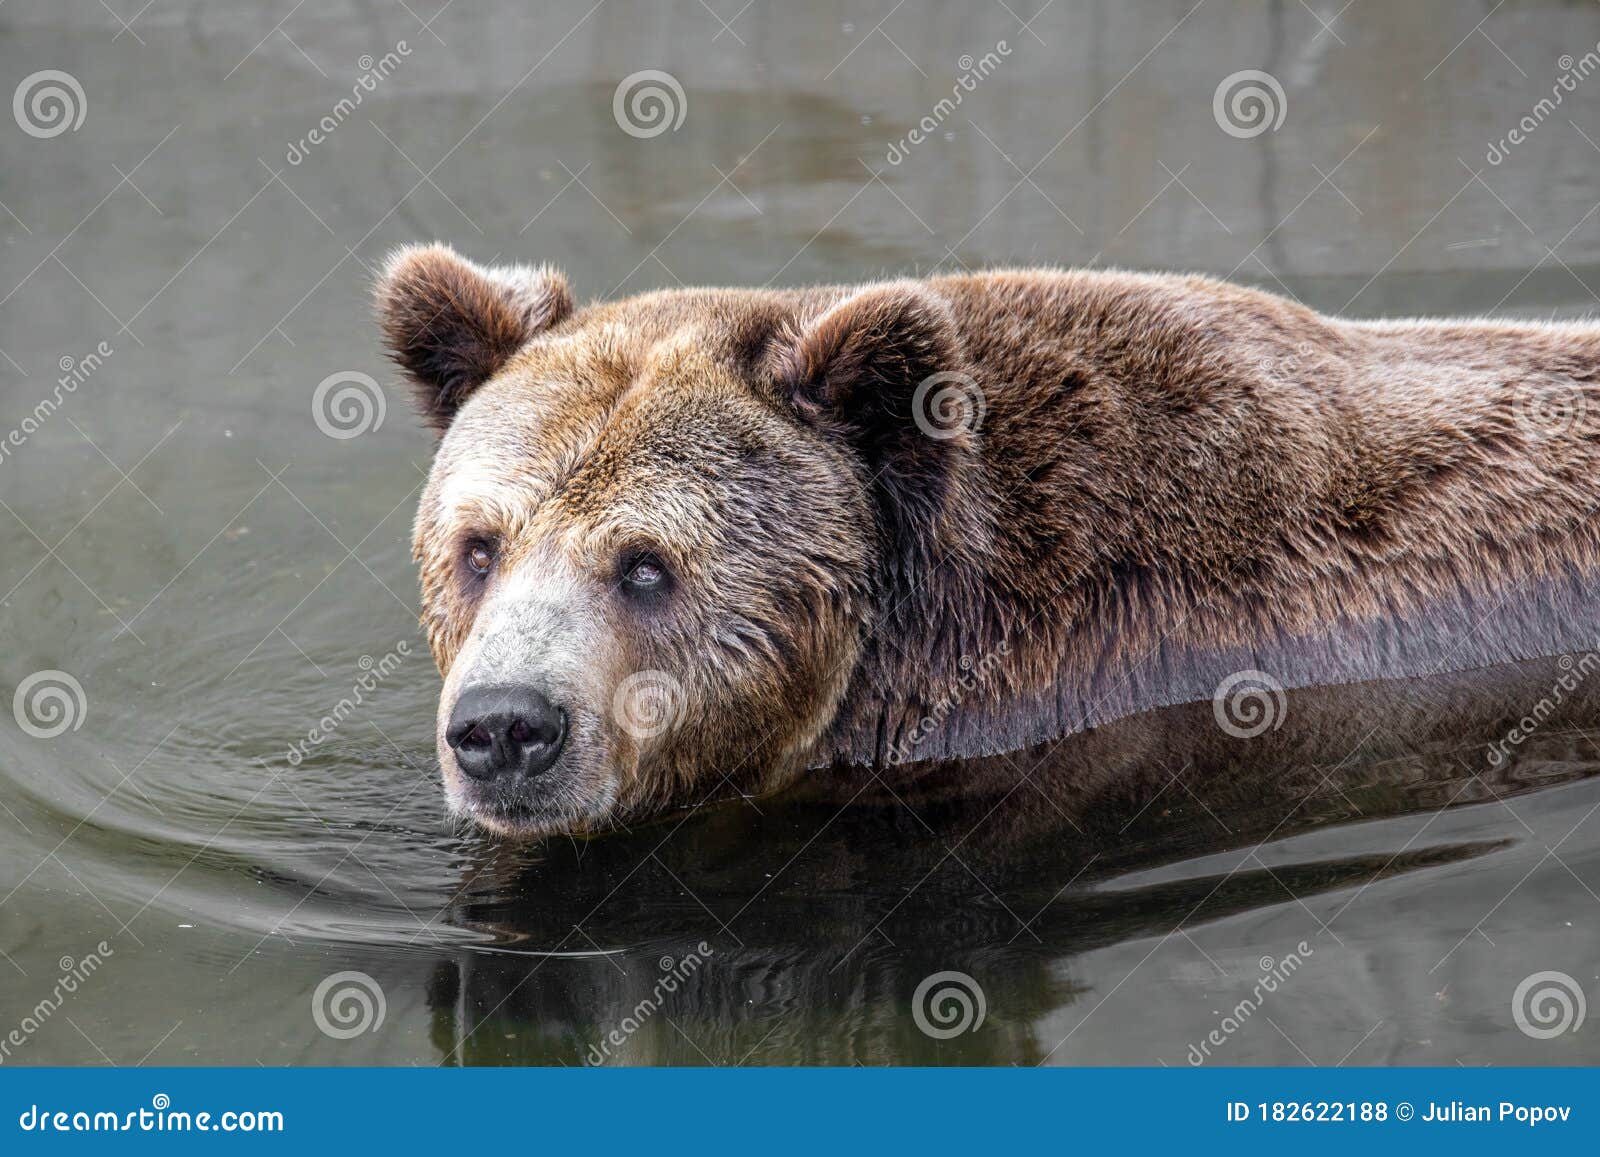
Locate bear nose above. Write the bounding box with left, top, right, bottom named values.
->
left=445, top=684, right=567, bottom=781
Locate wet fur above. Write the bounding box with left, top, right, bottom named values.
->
left=378, top=244, right=1600, bottom=831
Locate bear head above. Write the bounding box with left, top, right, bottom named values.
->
left=376, top=243, right=980, bottom=838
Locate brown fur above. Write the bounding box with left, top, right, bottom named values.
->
left=377, top=244, right=1600, bottom=836
left=378, top=244, right=573, bottom=430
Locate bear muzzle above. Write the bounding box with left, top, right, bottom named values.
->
left=445, top=682, right=568, bottom=782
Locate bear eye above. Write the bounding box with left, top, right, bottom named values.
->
left=620, top=551, right=671, bottom=598
left=464, top=539, right=496, bottom=576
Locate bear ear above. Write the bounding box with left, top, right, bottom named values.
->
left=770, top=281, right=965, bottom=438
left=770, top=281, right=978, bottom=565
left=375, top=243, right=573, bottom=431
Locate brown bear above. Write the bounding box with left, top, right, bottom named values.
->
left=376, top=242, right=1600, bottom=839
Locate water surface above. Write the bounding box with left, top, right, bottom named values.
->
left=2, top=0, right=1599, bottom=1065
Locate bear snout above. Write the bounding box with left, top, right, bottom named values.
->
left=445, top=683, right=568, bottom=783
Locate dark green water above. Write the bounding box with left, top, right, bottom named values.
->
left=2, top=0, right=1599, bottom=1065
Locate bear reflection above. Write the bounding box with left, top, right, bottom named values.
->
left=424, top=657, right=1600, bottom=1065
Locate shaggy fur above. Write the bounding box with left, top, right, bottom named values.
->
left=378, top=243, right=1600, bottom=835
left=379, top=244, right=573, bottom=430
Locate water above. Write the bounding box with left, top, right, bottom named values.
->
left=2, top=0, right=1600, bottom=1066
